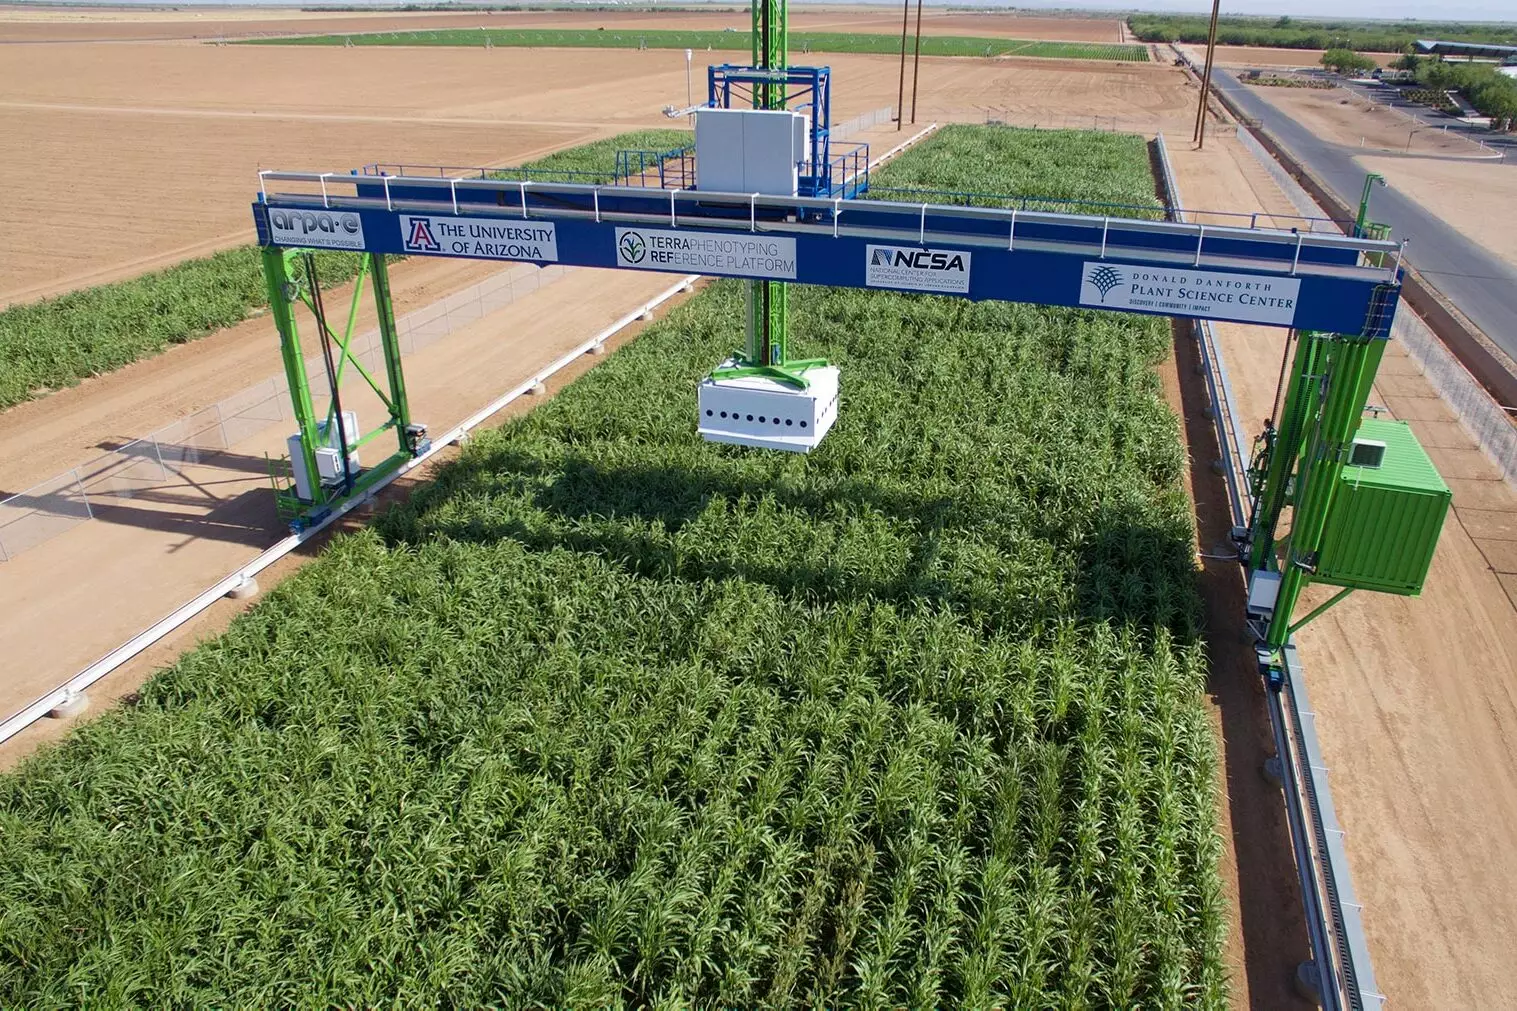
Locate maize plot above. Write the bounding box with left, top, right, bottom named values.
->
left=0, top=127, right=1226, bottom=1008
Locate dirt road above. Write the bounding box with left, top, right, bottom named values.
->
left=1356, top=155, right=1517, bottom=274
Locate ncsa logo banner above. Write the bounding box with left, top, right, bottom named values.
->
left=864, top=244, right=972, bottom=294
left=267, top=209, right=365, bottom=251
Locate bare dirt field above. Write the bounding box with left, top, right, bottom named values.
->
left=1246, top=81, right=1490, bottom=157
left=0, top=5, right=1122, bottom=43
left=1356, top=154, right=1517, bottom=272
left=0, top=41, right=1187, bottom=303
left=1169, top=133, right=1517, bottom=1011
left=1179, top=44, right=1396, bottom=70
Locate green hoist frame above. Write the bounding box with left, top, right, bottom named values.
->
left=260, top=248, right=425, bottom=529
left=708, top=0, right=828, bottom=391
left=1244, top=321, right=1390, bottom=662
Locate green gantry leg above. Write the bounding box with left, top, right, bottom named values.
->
left=262, top=246, right=324, bottom=511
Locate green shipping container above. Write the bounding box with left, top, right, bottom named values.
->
left=1313, top=418, right=1451, bottom=596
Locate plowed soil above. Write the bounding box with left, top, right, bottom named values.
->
left=0, top=41, right=1187, bottom=303
left=1179, top=45, right=1396, bottom=69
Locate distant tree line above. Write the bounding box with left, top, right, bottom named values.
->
left=1414, top=58, right=1517, bottom=128
left=1129, top=15, right=1517, bottom=54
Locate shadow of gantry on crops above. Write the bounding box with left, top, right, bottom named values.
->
left=380, top=445, right=1202, bottom=642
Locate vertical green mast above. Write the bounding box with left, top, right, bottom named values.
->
left=748, top=0, right=789, bottom=373
left=711, top=0, right=826, bottom=391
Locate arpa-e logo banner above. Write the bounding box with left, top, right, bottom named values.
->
left=267, top=208, right=366, bottom=251
left=865, top=245, right=972, bottom=294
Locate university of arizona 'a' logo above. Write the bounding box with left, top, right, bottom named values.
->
left=404, top=217, right=442, bottom=253
left=1086, top=265, right=1123, bottom=302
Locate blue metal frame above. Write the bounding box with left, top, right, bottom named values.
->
left=614, top=145, right=696, bottom=188
left=253, top=178, right=1400, bottom=337
left=706, top=63, right=866, bottom=199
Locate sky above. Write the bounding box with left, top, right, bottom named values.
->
left=56, top=0, right=1517, bottom=24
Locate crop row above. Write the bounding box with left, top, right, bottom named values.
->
left=247, top=28, right=1151, bottom=62
left=0, top=126, right=1225, bottom=1007
left=0, top=130, right=690, bottom=412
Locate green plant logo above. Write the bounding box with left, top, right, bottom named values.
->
left=1086, top=265, right=1123, bottom=302
left=619, top=231, right=647, bottom=264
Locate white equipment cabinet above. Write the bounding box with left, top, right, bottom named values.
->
left=694, top=107, right=808, bottom=197
left=698, top=362, right=839, bottom=453
left=286, top=410, right=361, bottom=500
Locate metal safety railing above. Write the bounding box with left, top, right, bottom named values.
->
left=257, top=169, right=1402, bottom=284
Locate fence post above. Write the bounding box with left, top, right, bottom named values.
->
left=75, top=469, right=93, bottom=520
left=152, top=436, right=170, bottom=480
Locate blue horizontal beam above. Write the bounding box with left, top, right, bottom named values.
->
left=253, top=193, right=1398, bottom=337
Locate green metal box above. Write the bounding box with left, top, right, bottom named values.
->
left=1313, top=418, right=1451, bottom=596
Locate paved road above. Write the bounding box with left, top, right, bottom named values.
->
left=1212, top=71, right=1517, bottom=362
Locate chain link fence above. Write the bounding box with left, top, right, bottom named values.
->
left=0, top=262, right=568, bottom=562
left=832, top=106, right=895, bottom=138
left=1392, top=309, right=1517, bottom=484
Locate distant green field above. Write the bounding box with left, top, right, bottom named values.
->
left=241, top=28, right=1150, bottom=62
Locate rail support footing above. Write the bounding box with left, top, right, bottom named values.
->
left=1294, top=959, right=1324, bottom=1005
left=47, top=690, right=89, bottom=720
left=1262, top=754, right=1284, bottom=788
left=588, top=342, right=607, bottom=356
left=226, top=575, right=259, bottom=600
left=528, top=380, right=548, bottom=396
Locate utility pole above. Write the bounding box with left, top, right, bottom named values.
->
left=895, top=0, right=909, bottom=130
left=910, top=0, right=924, bottom=124
left=1193, top=0, right=1222, bottom=149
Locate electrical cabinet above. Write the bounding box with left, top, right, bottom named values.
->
left=694, top=108, right=808, bottom=197
left=1313, top=418, right=1451, bottom=595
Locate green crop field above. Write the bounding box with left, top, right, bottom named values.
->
left=0, top=130, right=688, bottom=413
left=0, top=126, right=1226, bottom=1007
left=243, top=28, right=1150, bottom=62
left=865, top=125, right=1168, bottom=217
